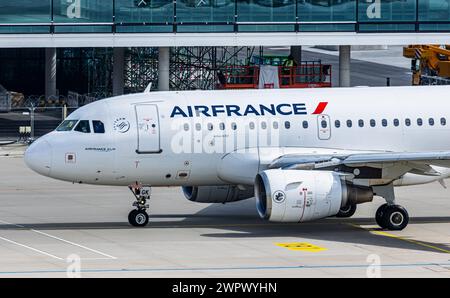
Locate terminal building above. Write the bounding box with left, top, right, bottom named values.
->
left=1, top=0, right=450, bottom=101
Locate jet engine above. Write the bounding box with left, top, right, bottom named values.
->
left=255, top=170, right=373, bottom=222
left=182, top=185, right=254, bottom=203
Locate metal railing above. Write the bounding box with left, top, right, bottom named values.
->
left=279, top=64, right=332, bottom=88
left=218, top=64, right=332, bottom=89
left=0, top=106, right=79, bottom=142
left=219, top=66, right=260, bottom=89
left=0, top=91, right=108, bottom=142
left=0, top=92, right=11, bottom=112
left=0, top=0, right=449, bottom=34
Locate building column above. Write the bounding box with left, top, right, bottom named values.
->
left=45, top=48, right=57, bottom=99
left=290, top=46, right=302, bottom=64
left=113, top=47, right=125, bottom=96
left=158, top=47, right=170, bottom=91
left=339, top=45, right=351, bottom=87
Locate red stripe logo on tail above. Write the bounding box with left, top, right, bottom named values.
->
left=312, top=102, right=328, bottom=114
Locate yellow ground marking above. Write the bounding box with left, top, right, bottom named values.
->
left=275, top=242, right=327, bottom=252
left=348, top=223, right=450, bottom=254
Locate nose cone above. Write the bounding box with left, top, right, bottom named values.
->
left=24, top=139, right=52, bottom=176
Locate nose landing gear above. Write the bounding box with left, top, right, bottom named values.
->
left=128, top=183, right=151, bottom=227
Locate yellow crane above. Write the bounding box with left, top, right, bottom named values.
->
left=403, top=45, right=450, bottom=85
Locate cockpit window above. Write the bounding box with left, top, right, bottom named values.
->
left=56, top=120, right=78, bottom=131
left=92, top=120, right=105, bottom=134
left=74, top=120, right=91, bottom=133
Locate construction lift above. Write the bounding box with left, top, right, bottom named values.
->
left=403, top=45, right=450, bottom=85
left=217, top=55, right=332, bottom=90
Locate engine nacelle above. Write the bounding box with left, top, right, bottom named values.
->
left=255, top=170, right=373, bottom=222
left=182, top=185, right=254, bottom=203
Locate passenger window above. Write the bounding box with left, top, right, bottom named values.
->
left=219, top=122, right=225, bottom=130
left=347, top=120, right=352, bottom=128
left=273, top=122, right=279, bottom=129
left=393, top=119, right=399, bottom=127
left=335, top=120, right=340, bottom=128
left=441, top=117, right=446, bottom=126
left=74, top=120, right=90, bottom=133
left=417, top=118, right=423, bottom=126
left=56, top=119, right=78, bottom=131
left=183, top=123, right=189, bottom=131
left=207, top=123, right=213, bottom=131
left=249, top=122, right=255, bottom=130
left=302, top=121, right=308, bottom=129
left=321, top=120, right=327, bottom=128
left=370, top=119, right=376, bottom=127
left=195, top=123, right=201, bottom=131
left=429, top=118, right=434, bottom=126
left=285, top=121, right=290, bottom=129
left=382, top=119, right=387, bottom=127
left=92, top=120, right=105, bottom=133
left=231, top=122, right=237, bottom=130
left=405, top=118, right=411, bottom=126
left=358, top=119, right=364, bottom=127
left=261, top=121, right=267, bottom=130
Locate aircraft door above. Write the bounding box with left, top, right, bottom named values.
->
left=317, top=115, right=331, bottom=140
left=135, top=104, right=161, bottom=153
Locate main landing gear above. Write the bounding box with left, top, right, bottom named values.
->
left=375, top=204, right=409, bottom=231
left=128, top=183, right=151, bottom=227
left=372, top=184, right=409, bottom=231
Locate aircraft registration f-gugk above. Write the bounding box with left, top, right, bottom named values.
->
left=25, top=86, right=450, bottom=229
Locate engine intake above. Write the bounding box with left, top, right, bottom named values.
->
left=182, top=185, right=254, bottom=203
left=255, top=169, right=373, bottom=222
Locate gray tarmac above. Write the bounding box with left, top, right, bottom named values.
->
left=0, top=156, right=450, bottom=278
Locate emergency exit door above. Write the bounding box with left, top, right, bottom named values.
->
left=135, top=104, right=161, bottom=153
left=317, top=115, right=331, bottom=140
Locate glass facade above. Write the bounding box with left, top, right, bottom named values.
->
left=0, top=0, right=449, bottom=33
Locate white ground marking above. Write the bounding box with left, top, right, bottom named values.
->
left=0, top=219, right=117, bottom=260
left=31, top=229, right=117, bottom=260
left=0, top=236, right=64, bottom=261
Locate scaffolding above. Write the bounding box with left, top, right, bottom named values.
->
left=123, top=47, right=258, bottom=92
left=124, top=48, right=159, bottom=94
left=170, top=47, right=257, bottom=90
left=58, top=48, right=113, bottom=97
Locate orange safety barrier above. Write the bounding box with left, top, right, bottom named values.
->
left=218, top=66, right=259, bottom=89
left=278, top=65, right=332, bottom=88
left=218, top=64, right=331, bottom=89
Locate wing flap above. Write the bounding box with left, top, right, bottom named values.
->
left=269, top=151, right=450, bottom=172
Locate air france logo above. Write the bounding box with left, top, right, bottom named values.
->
left=170, top=102, right=328, bottom=118
left=273, top=190, right=286, bottom=203
left=113, top=118, right=130, bottom=133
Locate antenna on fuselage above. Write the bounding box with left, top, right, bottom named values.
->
left=144, top=82, right=152, bottom=93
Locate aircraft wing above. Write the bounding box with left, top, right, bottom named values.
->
left=268, top=151, right=450, bottom=177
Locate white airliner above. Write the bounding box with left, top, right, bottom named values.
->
left=25, top=86, right=450, bottom=229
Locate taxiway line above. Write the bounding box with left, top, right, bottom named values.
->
left=0, top=236, right=64, bottom=261
left=0, top=219, right=117, bottom=260
left=30, top=229, right=117, bottom=260
left=348, top=223, right=450, bottom=254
